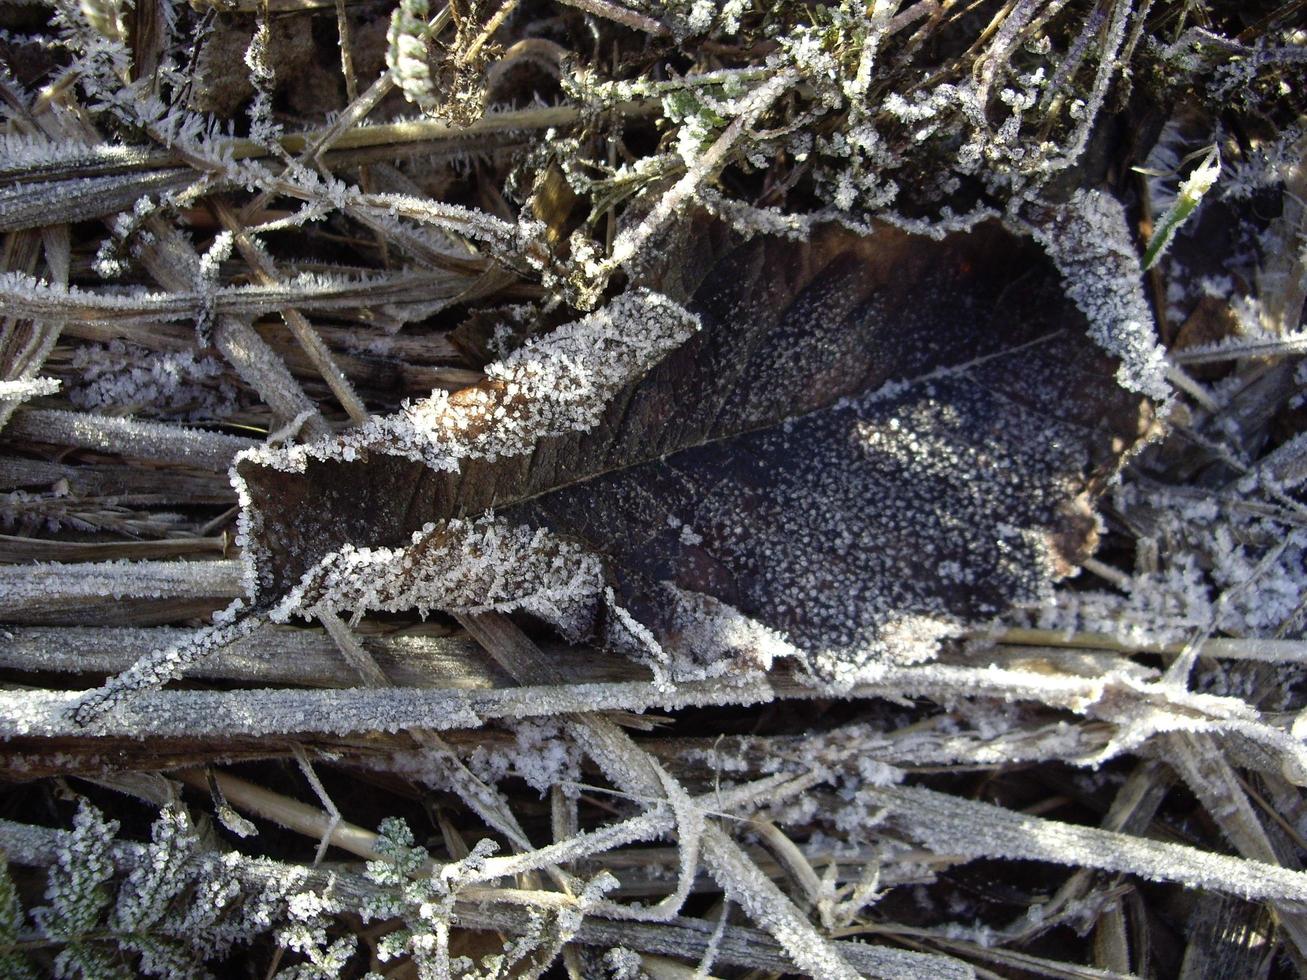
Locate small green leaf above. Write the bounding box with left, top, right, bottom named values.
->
left=1143, top=146, right=1221, bottom=270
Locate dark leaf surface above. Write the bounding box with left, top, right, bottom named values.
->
left=239, top=219, right=1152, bottom=673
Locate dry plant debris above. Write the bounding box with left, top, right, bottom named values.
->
left=0, top=0, right=1305, bottom=977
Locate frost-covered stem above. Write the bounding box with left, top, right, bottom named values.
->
left=266, top=99, right=660, bottom=160
left=316, top=608, right=391, bottom=687
left=332, top=0, right=360, bottom=102
left=0, top=816, right=962, bottom=976
left=7, top=101, right=661, bottom=193
left=1257, top=126, right=1307, bottom=337
left=0, top=626, right=486, bottom=687
left=212, top=199, right=369, bottom=425
left=196, top=765, right=821, bottom=922
left=0, top=559, right=244, bottom=610
left=70, top=609, right=265, bottom=725
left=209, top=7, right=451, bottom=238
left=309, top=608, right=560, bottom=875
left=1172, top=332, right=1307, bottom=364
left=415, top=729, right=549, bottom=856
left=0, top=226, right=68, bottom=433
left=0, top=376, right=59, bottom=401
left=131, top=221, right=328, bottom=435
left=0, top=269, right=455, bottom=327
left=458, top=0, right=521, bottom=66
left=308, top=611, right=551, bottom=864
left=235, top=764, right=808, bottom=883
left=0, top=361, right=55, bottom=420
left=554, top=0, right=669, bottom=35
left=1256, top=431, right=1307, bottom=491
left=563, top=716, right=863, bottom=976
left=1039, top=1, right=1105, bottom=112
left=1165, top=735, right=1283, bottom=866
left=176, top=767, right=383, bottom=860
left=748, top=819, right=824, bottom=910
left=215, top=317, right=328, bottom=433
left=456, top=612, right=862, bottom=975
left=1044, top=0, right=1136, bottom=173
left=293, top=745, right=344, bottom=866
left=1164, top=733, right=1307, bottom=962
left=988, top=628, right=1307, bottom=663
left=1074, top=558, right=1131, bottom=595
left=973, top=0, right=1044, bottom=110
left=488, top=772, right=820, bottom=895
left=591, top=71, right=797, bottom=305
left=1165, top=362, right=1219, bottom=411
left=866, top=783, right=1307, bottom=902
left=14, top=660, right=1307, bottom=780
left=1162, top=533, right=1295, bottom=687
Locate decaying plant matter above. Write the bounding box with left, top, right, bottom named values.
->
left=1, top=0, right=1306, bottom=977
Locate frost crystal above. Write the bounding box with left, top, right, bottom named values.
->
left=66, top=341, right=239, bottom=421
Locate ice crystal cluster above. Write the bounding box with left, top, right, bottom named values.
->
left=1034, top=478, right=1307, bottom=657
left=66, top=341, right=240, bottom=421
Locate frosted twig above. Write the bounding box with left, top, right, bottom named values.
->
left=0, top=815, right=968, bottom=976
left=586, top=71, right=798, bottom=307
left=211, top=199, right=369, bottom=425
left=0, top=558, right=243, bottom=608
left=1165, top=362, right=1220, bottom=411
left=13, top=659, right=1306, bottom=783
left=174, top=767, right=388, bottom=860
left=749, top=818, right=825, bottom=909
left=458, top=614, right=873, bottom=979
left=4, top=407, right=256, bottom=469
left=1042, top=0, right=1136, bottom=174
left=0, top=268, right=457, bottom=326
left=988, top=627, right=1307, bottom=664
left=212, top=316, right=325, bottom=431
left=867, top=782, right=1307, bottom=902
left=291, top=745, right=343, bottom=866
left=316, top=608, right=390, bottom=687
left=1256, top=127, right=1307, bottom=337
left=458, top=0, right=522, bottom=67
left=0, top=224, right=67, bottom=432
left=1165, top=732, right=1307, bottom=961
left=555, top=0, right=670, bottom=35
left=695, top=898, right=731, bottom=978
left=1171, top=330, right=1307, bottom=364
left=0, top=624, right=500, bottom=688
left=184, top=764, right=821, bottom=915
left=69, top=609, right=266, bottom=725
left=0, top=376, right=59, bottom=401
